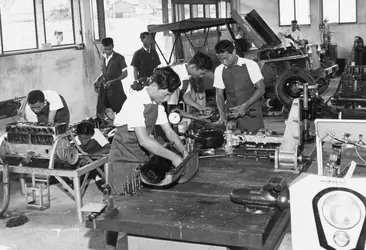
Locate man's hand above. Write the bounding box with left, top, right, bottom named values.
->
left=229, top=103, right=248, bottom=119
left=215, top=116, right=227, bottom=125
left=183, top=150, right=189, bottom=159
left=104, top=80, right=114, bottom=89
left=171, top=154, right=184, bottom=168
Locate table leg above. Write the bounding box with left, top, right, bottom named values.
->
left=73, top=176, right=83, bottom=223
left=20, top=175, right=26, bottom=195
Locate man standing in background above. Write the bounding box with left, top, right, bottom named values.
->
left=131, top=32, right=161, bottom=80
left=94, top=37, right=128, bottom=119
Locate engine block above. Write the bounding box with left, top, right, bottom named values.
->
left=6, top=122, right=67, bottom=145
left=1, top=122, right=78, bottom=165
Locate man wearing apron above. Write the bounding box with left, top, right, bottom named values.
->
left=24, top=89, right=70, bottom=124
left=169, top=51, right=214, bottom=112
left=214, top=40, right=265, bottom=133
left=94, top=37, right=128, bottom=118
left=75, top=120, right=110, bottom=189
left=106, top=66, right=188, bottom=250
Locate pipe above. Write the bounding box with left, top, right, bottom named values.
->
left=0, top=163, right=10, bottom=217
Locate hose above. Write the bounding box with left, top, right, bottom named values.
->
left=0, top=163, right=10, bottom=217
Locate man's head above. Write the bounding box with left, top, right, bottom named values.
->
left=215, top=40, right=237, bottom=67
left=140, top=32, right=153, bottom=47
left=291, top=20, right=298, bottom=30
left=102, top=37, right=114, bottom=56
left=148, top=66, right=181, bottom=104
left=54, top=30, right=63, bottom=45
left=76, top=121, right=95, bottom=146
left=27, top=90, right=46, bottom=114
left=187, top=51, right=213, bottom=79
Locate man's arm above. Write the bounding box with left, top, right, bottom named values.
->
left=132, top=66, right=139, bottom=81
left=243, top=79, right=265, bottom=108
left=160, top=123, right=188, bottom=158
left=105, top=70, right=128, bottom=88
left=183, top=93, right=204, bottom=111
left=134, top=127, right=183, bottom=167
left=229, top=79, right=265, bottom=117
left=93, top=144, right=111, bottom=155
left=216, top=88, right=226, bottom=122
left=48, top=110, right=57, bottom=124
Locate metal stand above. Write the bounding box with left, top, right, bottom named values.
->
left=25, top=174, right=50, bottom=211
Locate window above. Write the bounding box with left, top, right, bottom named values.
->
left=279, top=0, right=310, bottom=26
left=0, top=0, right=82, bottom=54
left=322, top=0, right=356, bottom=24
left=43, top=0, right=75, bottom=45
left=1, top=0, right=37, bottom=52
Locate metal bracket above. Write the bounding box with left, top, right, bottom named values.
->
left=274, top=98, right=302, bottom=172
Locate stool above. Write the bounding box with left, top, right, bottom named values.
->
left=25, top=174, right=50, bottom=211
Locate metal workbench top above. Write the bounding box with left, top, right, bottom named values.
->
left=86, top=146, right=314, bottom=250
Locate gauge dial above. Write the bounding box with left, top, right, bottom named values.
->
left=168, top=112, right=182, bottom=125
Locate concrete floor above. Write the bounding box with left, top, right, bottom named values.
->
left=0, top=76, right=340, bottom=250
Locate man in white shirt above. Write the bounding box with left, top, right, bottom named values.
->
left=214, top=40, right=265, bottom=133
left=105, top=66, right=188, bottom=250
left=168, top=52, right=214, bottom=112
left=74, top=120, right=110, bottom=155
left=24, top=89, right=70, bottom=124
left=278, top=20, right=303, bottom=49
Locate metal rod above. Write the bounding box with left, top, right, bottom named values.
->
left=0, top=164, right=10, bottom=217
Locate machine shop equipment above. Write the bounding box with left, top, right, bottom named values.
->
left=314, top=119, right=366, bottom=177
left=2, top=122, right=79, bottom=168
left=226, top=98, right=304, bottom=172
left=230, top=177, right=290, bottom=214
left=139, top=143, right=201, bottom=187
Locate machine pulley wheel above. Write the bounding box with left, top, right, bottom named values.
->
left=275, top=67, right=317, bottom=109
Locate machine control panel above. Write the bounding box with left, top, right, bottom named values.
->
left=6, top=122, right=68, bottom=145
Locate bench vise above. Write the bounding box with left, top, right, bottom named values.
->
left=230, top=177, right=290, bottom=214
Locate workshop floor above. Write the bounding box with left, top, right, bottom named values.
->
left=0, top=76, right=340, bottom=250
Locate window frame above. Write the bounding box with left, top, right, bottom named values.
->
left=278, top=0, right=311, bottom=27
left=0, top=0, right=84, bottom=57
left=321, top=0, right=357, bottom=24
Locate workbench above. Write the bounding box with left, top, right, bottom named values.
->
left=86, top=145, right=316, bottom=250
left=0, top=156, right=108, bottom=223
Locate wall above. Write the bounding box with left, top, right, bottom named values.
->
left=238, top=0, right=366, bottom=59
left=0, top=0, right=101, bottom=123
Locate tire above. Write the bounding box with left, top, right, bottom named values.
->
left=275, top=67, right=316, bottom=109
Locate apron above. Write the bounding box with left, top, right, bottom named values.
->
left=222, top=64, right=264, bottom=133
left=79, top=138, right=103, bottom=154
left=34, top=95, right=70, bottom=124
left=107, top=104, right=158, bottom=194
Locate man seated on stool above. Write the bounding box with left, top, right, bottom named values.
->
left=74, top=120, right=110, bottom=191
left=75, top=120, right=111, bottom=155
left=23, top=89, right=70, bottom=124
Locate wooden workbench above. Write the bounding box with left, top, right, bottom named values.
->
left=86, top=145, right=316, bottom=250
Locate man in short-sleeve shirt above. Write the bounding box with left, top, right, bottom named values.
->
left=168, top=52, right=213, bottom=112
left=214, top=40, right=265, bottom=133
left=278, top=20, right=303, bottom=49
left=131, top=32, right=161, bottom=80
left=94, top=37, right=128, bottom=117
left=105, top=67, right=188, bottom=250
left=24, top=89, right=70, bottom=124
